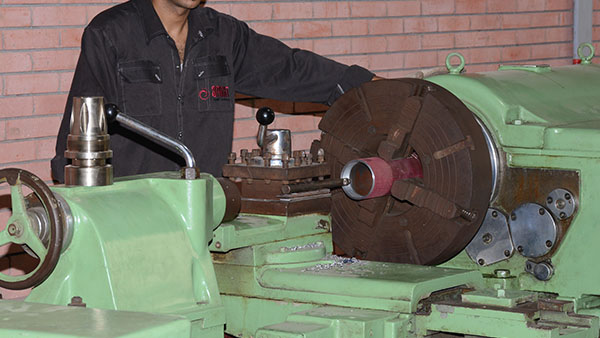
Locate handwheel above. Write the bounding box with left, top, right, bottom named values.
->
left=0, top=168, right=64, bottom=290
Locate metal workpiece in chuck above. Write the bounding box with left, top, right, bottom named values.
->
left=64, top=97, right=113, bottom=186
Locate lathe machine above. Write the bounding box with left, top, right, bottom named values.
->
left=1, top=45, right=600, bottom=337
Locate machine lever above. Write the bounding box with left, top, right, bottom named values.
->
left=281, top=178, right=350, bottom=194
left=104, top=104, right=198, bottom=178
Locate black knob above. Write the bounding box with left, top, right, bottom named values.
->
left=104, top=103, right=121, bottom=123
left=256, top=107, right=275, bottom=126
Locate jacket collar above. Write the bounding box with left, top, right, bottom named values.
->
left=133, top=0, right=214, bottom=44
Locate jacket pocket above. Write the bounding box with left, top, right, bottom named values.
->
left=118, top=60, right=162, bottom=116
left=193, top=55, right=233, bottom=112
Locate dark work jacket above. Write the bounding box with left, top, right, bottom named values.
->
left=51, top=0, right=374, bottom=182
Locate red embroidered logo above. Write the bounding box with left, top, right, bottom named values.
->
left=198, top=89, right=209, bottom=101
left=211, top=85, right=229, bottom=99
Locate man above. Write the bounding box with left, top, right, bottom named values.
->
left=51, top=0, right=375, bottom=182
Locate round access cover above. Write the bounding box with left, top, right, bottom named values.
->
left=319, top=79, right=493, bottom=265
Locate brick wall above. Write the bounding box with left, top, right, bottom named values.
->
left=0, top=0, right=597, bottom=299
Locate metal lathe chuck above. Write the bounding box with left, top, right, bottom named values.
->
left=320, top=79, right=494, bottom=265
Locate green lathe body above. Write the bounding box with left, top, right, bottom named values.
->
left=2, top=53, right=600, bottom=337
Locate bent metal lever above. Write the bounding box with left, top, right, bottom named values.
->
left=104, top=104, right=199, bottom=179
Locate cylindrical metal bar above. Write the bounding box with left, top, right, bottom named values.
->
left=340, top=156, right=422, bottom=200
left=114, top=113, right=196, bottom=168
left=281, top=178, right=349, bottom=194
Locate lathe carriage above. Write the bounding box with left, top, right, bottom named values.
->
left=2, top=47, right=600, bottom=337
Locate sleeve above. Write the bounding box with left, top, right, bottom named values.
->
left=51, top=27, right=119, bottom=183
left=230, top=19, right=374, bottom=106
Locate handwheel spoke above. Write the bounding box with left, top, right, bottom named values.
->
left=10, top=181, right=28, bottom=219
left=23, top=231, right=47, bottom=260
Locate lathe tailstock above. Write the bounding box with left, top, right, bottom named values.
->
left=2, top=47, right=600, bottom=337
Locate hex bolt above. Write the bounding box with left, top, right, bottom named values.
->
left=517, top=245, right=523, bottom=252
left=538, top=208, right=545, bottom=215
left=559, top=212, right=567, bottom=219
left=547, top=196, right=553, bottom=204
left=555, top=199, right=566, bottom=210
left=564, top=193, right=571, bottom=200
left=240, top=149, right=248, bottom=164
left=7, top=224, right=22, bottom=237
left=482, top=233, right=493, bottom=244
left=251, top=149, right=261, bottom=158
left=478, top=258, right=485, bottom=266
left=264, top=152, right=272, bottom=167
left=317, top=148, right=325, bottom=163
left=215, top=241, right=222, bottom=249
left=227, top=152, right=236, bottom=165
left=545, top=240, right=553, bottom=248
left=68, top=296, right=86, bottom=307
left=491, top=210, right=498, bottom=218
left=504, top=249, right=511, bottom=257
left=282, top=153, right=290, bottom=169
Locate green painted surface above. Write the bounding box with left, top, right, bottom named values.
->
left=210, top=214, right=330, bottom=252
left=23, top=173, right=227, bottom=335
left=0, top=299, right=191, bottom=337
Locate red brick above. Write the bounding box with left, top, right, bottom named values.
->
left=545, top=27, right=571, bottom=42
left=249, top=22, right=292, bottom=39
left=455, top=31, right=488, bottom=48
left=60, top=28, right=84, bottom=47
left=36, top=138, right=56, bottom=160
left=405, top=51, right=439, bottom=68
left=59, top=72, right=75, bottom=92
left=0, top=287, right=33, bottom=300
left=313, top=38, right=351, bottom=55
left=293, top=21, right=331, bottom=38
left=34, top=94, right=66, bottom=116
left=32, top=6, right=87, bottom=26
left=350, top=1, right=387, bottom=17
left=547, top=0, right=572, bottom=10
left=0, top=121, right=4, bottom=141
left=559, top=12, right=573, bottom=26
left=233, top=104, right=254, bottom=119
left=0, top=140, right=37, bottom=163
left=470, top=15, right=501, bottom=30
left=0, top=96, right=34, bottom=118
left=351, top=36, right=387, bottom=53
left=502, top=46, right=531, bottom=61
left=531, top=42, right=571, bottom=59
left=369, top=18, right=404, bottom=35
left=332, top=20, right=368, bottom=36
left=86, top=5, right=113, bottom=23
left=231, top=3, right=272, bottom=21
left=292, top=131, right=321, bottom=151
left=517, top=0, right=546, bottom=11
left=530, top=13, right=560, bottom=27
left=515, top=28, right=545, bottom=44
left=438, top=16, right=470, bottom=32
left=32, top=50, right=79, bottom=71
left=405, top=17, right=438, bottom=33
left=4, top=0, right=57, bottom=4
left=369, top=53, right=405, bottom=70
left=273, top=114, right=319, bottom=132
left=422, top=0, right=455, bottom=15
left=487, top=30, right=516, bottom=46
left=273, top=3, right=312, bottom=20
left=502, top=14, right=531, bottom=29
left=469, top=47, right=502, bottom=63
left=233, top=118, right=258, bottom=139
left=4, top=73, right=60, bottom=95
left=422, top=33, right=455, bottom=49
left=386, top=35, right=421, bottom=52
left=455, top=0, right=486, bottom=14
left=0, top=52, right=32, bottom=73
left=0, top=7, right=31, bottom=28
left=231, top=138, right=257, bottom=155
left=61, top=0, right=114, bottom=3
left=3, top=29, right=60, bottom=50
left=5, top=116, right=62, bottom=140
left=387, top=1, right=421, bottom=16
left=313, top=2, right=350, bottom=18
left=487, top=0, right=517, bottom=13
